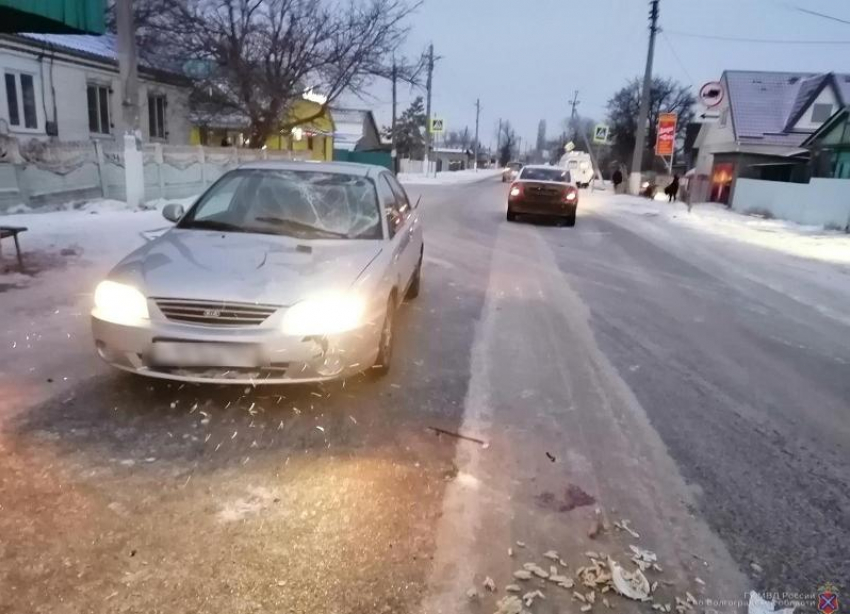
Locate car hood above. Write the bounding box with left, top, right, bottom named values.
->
left=110, top=229, right=383, bottom=306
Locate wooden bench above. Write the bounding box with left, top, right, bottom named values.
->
left=0, top=226, right=27, bottom=269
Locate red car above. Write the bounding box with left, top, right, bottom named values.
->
left=506, top=165, right=578, bottom=227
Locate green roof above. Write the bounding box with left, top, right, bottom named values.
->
left=0, top=0, right=105, bottom=35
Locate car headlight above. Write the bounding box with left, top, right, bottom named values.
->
left=93, top=280, right=149, bottom=324
left=281, top=293, right=366, bottom=336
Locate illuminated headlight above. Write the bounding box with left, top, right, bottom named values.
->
left=641, top=181, right=650, bottom=189
left=282, top=293, right=366, bottom=336
left=93, top=280, right=149, bottom=324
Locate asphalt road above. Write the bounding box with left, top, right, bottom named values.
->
left=1, top=177, right=847, bottom=614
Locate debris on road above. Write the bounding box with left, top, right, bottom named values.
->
left=545, top=452, right=556, bottom=462
left=610, top=559, right=651, bottom=601
left=505, top=584, right=522, bottom=593
left=629, top=545, right=658, bottom=570
left=543, top=550, right=560, bottom=561
left=483, top=577, right=497, bottom=592
left=493, top=595, right=525, bottom=614
left=508, top=547, right=514, bottom=557
left=613, top=519, right=640, bottom=539
left=515, top=541, right=526, bottom=548
left=513, top=570, right=533, bottom=581
left=522, top=562, right=549, bottom=578
left=467, top=587, right=480, bottom=600
left=427, top=425, right=488, bottom=446
left=588, top=507, right=606, bottom=539
left=522, top=589, right=545, bottom=607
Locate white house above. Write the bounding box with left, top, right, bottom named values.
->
left=0, top=33, right=191, bottom=144
left=694, top=70, right=850, bottom=202
left=330, top=107, right=383, bottom=152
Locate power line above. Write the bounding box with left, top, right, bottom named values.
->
left=660, top=31, right=694, bottom=86
left=666, top=29, right=850, bottom=45
left=787, top=4, right=850, bottom=26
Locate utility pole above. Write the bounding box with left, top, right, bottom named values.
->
left=115, top=0, right=144, bottom=207
left=474, top=98, right=481, bottom=171
left=423, top=43, right=434, bottom=176
left=629, top=0, right=660, bottom=194
left=116, top=0, right=139, bottom=134
left=568, top=90, right=580, bottom=136
left=391, top=58, right=398, bottom=173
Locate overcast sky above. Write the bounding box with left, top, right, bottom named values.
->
left=338, top=0, right=850, bottom=150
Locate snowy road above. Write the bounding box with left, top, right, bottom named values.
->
left=1, top=177, right=848, bottom=613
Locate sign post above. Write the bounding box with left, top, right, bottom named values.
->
left=655, top=112, right=677, bottom=172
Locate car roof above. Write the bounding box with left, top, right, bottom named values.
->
left=237, top=159, right=388, bottom=178
left=521, top=164, right=563, bottom=170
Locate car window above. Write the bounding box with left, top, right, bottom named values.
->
left=519, top=167, right=570, bottom=182
left=385, top=174, right=411, bottom=220
left=377, top=175, right=403, bottom=238
left=193, top=173, right=240, bottom=221
left=179, top=169, right=382, bottom=239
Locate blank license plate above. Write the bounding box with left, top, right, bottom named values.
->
left=149, top=342, right=262, bottom=368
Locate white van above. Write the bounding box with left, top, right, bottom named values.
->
left=559, top=151, right=594, bottom=188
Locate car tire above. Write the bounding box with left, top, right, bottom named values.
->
left=406, top=252, right=422, bottom=300
left=372, top=296, right=396, bottom=376
left=506, top=209, right=517, bottom=222
left=564, top=213, right=577, bottom=227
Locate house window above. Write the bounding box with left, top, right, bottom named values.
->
left=811, top=103, right=833, bottom=123
left=148, top=95, right=166, bottom=139
left=87, top=84, right=111, bottom=134
left=4, top=72, right=38, bottom=129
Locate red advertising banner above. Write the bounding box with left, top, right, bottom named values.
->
left=655, top=112, right=677, bottom=157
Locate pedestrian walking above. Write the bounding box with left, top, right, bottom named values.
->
left=665, top=174, right=680, bottom=202
left=612, top=168, right=623, bottom=194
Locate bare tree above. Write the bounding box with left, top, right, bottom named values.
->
left=606, top=76, right=695, bottom=171
left=498, top=121, right=518, bottom=167
left=129, top=0, right=419, bottom=147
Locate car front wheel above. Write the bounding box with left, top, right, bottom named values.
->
left=507, top=208, right=517, bottom=221
left=372, top=296, right=396, bottom=376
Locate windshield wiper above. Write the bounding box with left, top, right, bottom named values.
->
left=181, top=219, right=246, bottom=232
left=252, top=216, right=349, bottom=238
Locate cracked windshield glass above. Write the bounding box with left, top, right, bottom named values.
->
left=1, top=0, right=848, bottom=613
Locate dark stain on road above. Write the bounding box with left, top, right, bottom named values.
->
left=537, top=484, right=596, bottom=512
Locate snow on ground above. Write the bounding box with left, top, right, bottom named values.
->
left=398, top=168, right=502, bottom=185
left=602, top=194, right=850, bottom=266
left=585, top=192, right=850, bottom=328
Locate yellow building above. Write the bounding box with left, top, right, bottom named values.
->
left=190, top=96, right=334, bottom=161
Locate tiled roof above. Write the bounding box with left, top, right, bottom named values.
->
left=725, top=70, right=850, bottom=146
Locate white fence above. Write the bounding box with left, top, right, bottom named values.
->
left=0, top=136, right=305, bottom=211
left=731, top=178, right=850, bottom=229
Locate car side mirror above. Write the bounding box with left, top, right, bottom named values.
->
left=162, top=203, right=185, bottom=223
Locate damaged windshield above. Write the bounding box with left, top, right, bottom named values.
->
left=179, top=169, right=382, bottom=239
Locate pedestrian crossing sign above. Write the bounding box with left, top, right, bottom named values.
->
left=430, top=118, right=445, bottom=134
left=593, top=124, right=610, bottom=144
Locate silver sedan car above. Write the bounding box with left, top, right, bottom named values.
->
left=91, top=161, right=424, bottom=385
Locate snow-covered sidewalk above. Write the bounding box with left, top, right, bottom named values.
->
left=598, top=194, right=850, bottom=266
left=585, top=192, right=850, bottom=328
left=398, top=168, right=502, bottom=186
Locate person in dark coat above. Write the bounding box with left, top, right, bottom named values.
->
left=612, top=168, right=623, bottom=193
left=665, top=174, right=680, bottom=202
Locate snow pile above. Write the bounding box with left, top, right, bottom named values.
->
left=0, top=195, right=197, bottom=286
left=399, top=168, right=502, bottom=186
left=600, top=195, right=850, bottom=266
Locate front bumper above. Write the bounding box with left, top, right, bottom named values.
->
left=91, top=314, right=382, bottom=385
